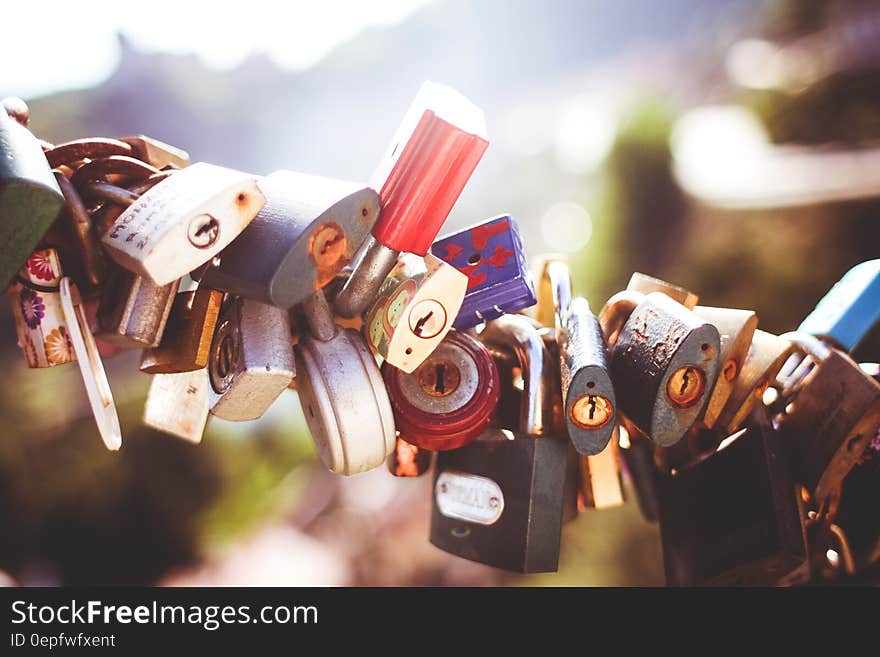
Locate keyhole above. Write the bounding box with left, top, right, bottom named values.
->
left=666, top=366, right=705, bottom=408
left=413, top=310, right=433, bottom=336
left=407, top=299, right=447, bottom=340
left=187, top=214, right=220, bottom=248
left=216, top=334, right=236, bottom=378
left=417, top=357, right=461, bottom=397
left=570, top=393, right=613, bottom=429
left=434, top=362, right=446, bottom=394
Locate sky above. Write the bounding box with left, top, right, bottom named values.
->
left=1, top=0, right=433, bottom=98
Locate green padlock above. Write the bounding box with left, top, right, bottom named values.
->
left=0, top=101, right=64, bottom=288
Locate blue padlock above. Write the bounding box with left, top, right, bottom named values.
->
left=430, top=215, right=536, bottom=329
left=799, top=260, right=880, bottom=353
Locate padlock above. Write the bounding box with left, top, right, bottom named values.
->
left=140, top=281, right=223, bottom=373
left=528, top=253, right=567, bottom=328
left=334, top=81, right=488, bottom=318
left=198, top=170, right=379, bottom=308
left=657, top=412, right=808, bottom=586
left=431, top=314, right=568, bottom=573
left=363, top=253, right=466, bottom=373
left=119, top=135, right=190, bottom=170
left=577, top=429, right=626, bottom=510
left=58, top=277, right=122, bottom=451
left=207, top=295, right=295, bottom=421
left=799, top=260, right=880, bottom=354
left=9, top=248, right=75, bottom=368
left=294, top=290, right=395, bottom=475
left=383, top=329, right=500, bottom=451
left=94, top=267, right=180, bottom=348
left=534, top=256, right=617, bottom=455
left=692, top=305, right=757, bottom=429
left=715, top=329, right=795, bottom=435
left=430, top=214, right=536, bottom=329
left=774, top=332, right=880, bottom=518
left=626, top=272, right=699, bottom=310
left=143, top=368, right=210, bottom=444
left=101, top=162, right=265, bottom=286
left=600, top=291, right=721, bottom=447
left=0, top=108, right=64, bottom=288
left=387, top=437, right=433, bottom=478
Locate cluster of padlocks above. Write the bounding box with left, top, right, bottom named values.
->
left=1, top=83, right=878, bottom=585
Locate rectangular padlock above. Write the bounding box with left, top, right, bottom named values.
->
left=363, top=253, right=466, bottom=373
left=0, top=111, right=65, bottom=288
left=143, top=368, right=211, bottom=443
left=657, top=414, right=808, bottom=586
left=334, top=82, right=488, bottom=319
left=140, top=283, right=223, bottom=373
left=693, top=306, right=757, bottom=429
left=101, top=162, right=265, bottom=286
left=199, top=170, right=380, bottom=308
left=799, top=259, right=880, bottom=354
left=431, top=314, right=567, bottom=573
left=9, top=248, right=75, bottom=368
left=94, top=267, right=179, bottom=348
left=430, top=215, right=536, bottom=329
left=208, top=296, right=295, bottom=421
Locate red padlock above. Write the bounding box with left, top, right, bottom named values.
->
left=383, top=329, right=499, bottom=451
left=335, top=82, right=489, bottom=318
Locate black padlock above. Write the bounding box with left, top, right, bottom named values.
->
left=430, top=314, right=569, bottom=573
left=656, top=411, right=808, bottom=586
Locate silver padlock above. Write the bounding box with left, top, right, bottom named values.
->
left=207, top=296, right=295, bottom=421
left=295, top=290, right=396, bottom=475
left=600, top=291, right=721, bottom=447
left=198, top=170, right=380, bottom=308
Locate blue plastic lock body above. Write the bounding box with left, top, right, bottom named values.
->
left=430, top=215, right=536, bottom=329
left=799, top=260, right=880, bottom=353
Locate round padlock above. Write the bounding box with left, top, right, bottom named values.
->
left=295, top=327, right=396, bottom=475
left=383, top=329, right=500, bottom=451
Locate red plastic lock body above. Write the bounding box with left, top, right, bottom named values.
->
left=383, top=330, right=499, bottom=451
left=371, top=83, right=488, bottom=256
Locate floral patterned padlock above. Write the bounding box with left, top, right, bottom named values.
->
left=8, top=248, right=75, bottom=368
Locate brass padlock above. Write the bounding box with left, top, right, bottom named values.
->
left=627, top=272, right=698, bottom=310
left=692, top=306, right=757, bottom=429
left=577, top=428, right=625, bottom=510
left=363, top=253, right=466, bottom=373
left=715, top=329, right=795, bottom=435
left=140, top=282, right=223, bottom=373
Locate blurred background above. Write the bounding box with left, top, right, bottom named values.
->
left=1, top=0, right=879, bottom=586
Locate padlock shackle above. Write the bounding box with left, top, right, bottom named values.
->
left=779, top=331, right=832, bottom=361
left=302, top=290, right=339, bottom=342
left=598, top=290, right=643, bottom=346
left=545, top=260, right=572, bottom=331
left=334, top=235, right=400, bottom=318
left=479, top=314, right=553, bottom=436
